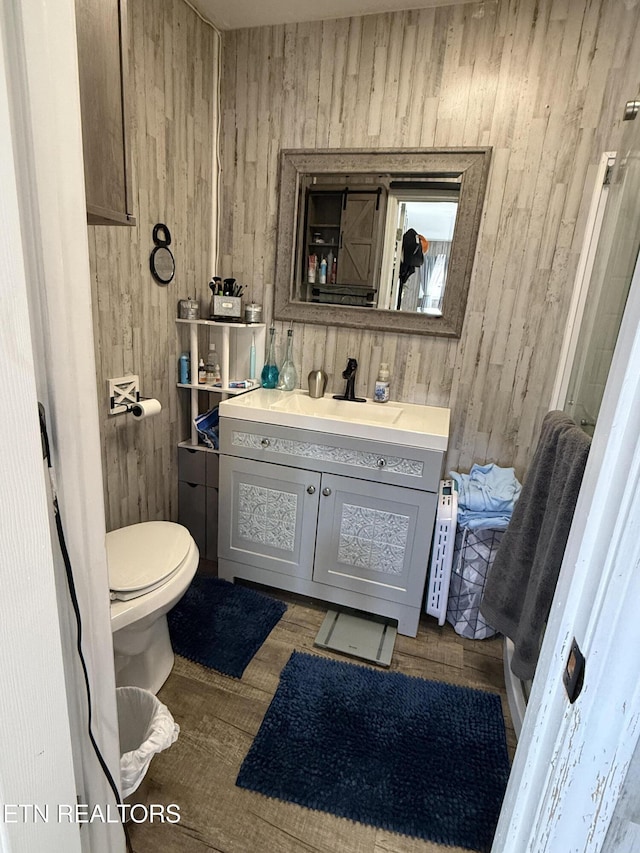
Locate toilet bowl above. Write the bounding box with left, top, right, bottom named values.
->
left=108, top=521, right=199, bottom=694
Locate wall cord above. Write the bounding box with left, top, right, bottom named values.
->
left=39, top=405, right=134, bottom=853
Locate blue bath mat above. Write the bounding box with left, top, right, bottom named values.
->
left=167, top=577, right=287, bottom=678
left=237, top=651, right=510, bottom=852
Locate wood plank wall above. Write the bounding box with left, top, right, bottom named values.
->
left=219, top=0, right=640, bottom=478
left=88, top=0, right=217, bottom=531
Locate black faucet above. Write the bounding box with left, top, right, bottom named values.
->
left=333, top=357, right=366, bottom=402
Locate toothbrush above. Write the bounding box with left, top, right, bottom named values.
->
left=249, top=332, right=256, bottom=381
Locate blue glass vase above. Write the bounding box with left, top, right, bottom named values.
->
left=261, top=326, right=279, bottom=389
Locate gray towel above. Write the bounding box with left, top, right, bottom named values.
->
left=480, top=411, right=591, bottom=681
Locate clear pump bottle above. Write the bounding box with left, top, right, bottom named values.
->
left=205, top=346, right=221, bottom=385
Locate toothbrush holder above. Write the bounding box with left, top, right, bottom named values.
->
left=308, top=369, right=327, bottom=398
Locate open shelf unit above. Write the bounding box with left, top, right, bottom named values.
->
left=177, top=318, right=266, bottom=447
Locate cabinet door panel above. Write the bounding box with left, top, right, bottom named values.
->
left=338, top=194, right=380, bottom=285
left=219, top=456, right=320, bottom=578
left=178, top=446, right=206, bottom=485
left=314, top=473, right=436, bottom=605
left=75, top=0, right=134, bottom=224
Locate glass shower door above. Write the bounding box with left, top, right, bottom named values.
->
left=565, top=116, right=640, bottom=434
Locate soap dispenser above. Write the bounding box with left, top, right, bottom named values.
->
left=374, top=363, right=390, bottom=403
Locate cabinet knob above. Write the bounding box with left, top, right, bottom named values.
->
left=260, top=438, right=271, bottom=448
left=307, top=485, right=316, bottom=495
left=377, top=458, right=387, bottom=468
left=322, top=487, right=332, bottom=497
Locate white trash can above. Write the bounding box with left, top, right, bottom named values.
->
left=116, top=686, right=180, bottom=799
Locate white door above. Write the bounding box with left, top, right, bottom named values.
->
left=495, top=107, right=640, bottom=851
left=0, top=14, right=81, bottom=852
left=3, top=1, right=123, bottom=850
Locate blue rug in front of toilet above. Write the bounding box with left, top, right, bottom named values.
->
left=167, top=577, right=287, bottom=678
left=237, top=651, right=510, bottom=852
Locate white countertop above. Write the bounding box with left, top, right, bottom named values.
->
left=218, top=388, right=450, bottom=451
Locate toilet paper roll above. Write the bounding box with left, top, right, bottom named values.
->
left=131, top=398, right=162, bottom=419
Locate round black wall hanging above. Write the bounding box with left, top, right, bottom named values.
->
left=150, top=223, right=175, bottom=285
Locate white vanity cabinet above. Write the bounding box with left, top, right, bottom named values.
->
left=218, top=415, right=443, bottom=636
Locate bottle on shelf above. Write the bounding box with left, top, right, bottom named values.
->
left=261, top=325, right=279, bottom=389
left=277, top=326, right=298, bottom=391
left=319, top=256, right=328, bottom=284
left=205, top=346, right=221, bottom=385
left=327, top=250, right=334, bottom=282
left=330, top=255, right=337, bottom=284
left=308, top=254, right=317, bottom=284
left=198, top=357, right=206, bottom=385
left=179, top=352, right=190, bottom=385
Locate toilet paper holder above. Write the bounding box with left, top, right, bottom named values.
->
left=108, top=375, right=160, bottom=418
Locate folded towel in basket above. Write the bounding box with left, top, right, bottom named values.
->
left=450, top=463, right=521, bottom=530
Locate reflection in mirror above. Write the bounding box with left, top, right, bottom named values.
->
left=274, top=149, right=492, bottom=337
left=299, top=177, right=462, bottom=315
left=295, top=176, right=387, bottom=307
left=379, top=181, right=460, bottom=314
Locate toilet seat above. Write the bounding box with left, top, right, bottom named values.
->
left=108, top=521, right=192, bottom=601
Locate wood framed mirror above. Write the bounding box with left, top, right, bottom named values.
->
left=273, top=148, right=492, bottom=337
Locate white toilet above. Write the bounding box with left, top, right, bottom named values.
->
left=108, top=521, right=199, bottom=694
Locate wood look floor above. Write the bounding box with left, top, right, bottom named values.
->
left=128, top=586, right=517, bottom=853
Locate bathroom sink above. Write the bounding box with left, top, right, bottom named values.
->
left=268, top=394, right=403, bottom=425
left=218, top=389, right=450, bottom=451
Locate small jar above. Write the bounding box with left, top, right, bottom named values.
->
left=244, top=303, right=263, bottom=324
left=178, top=297, right=199, bottom=320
